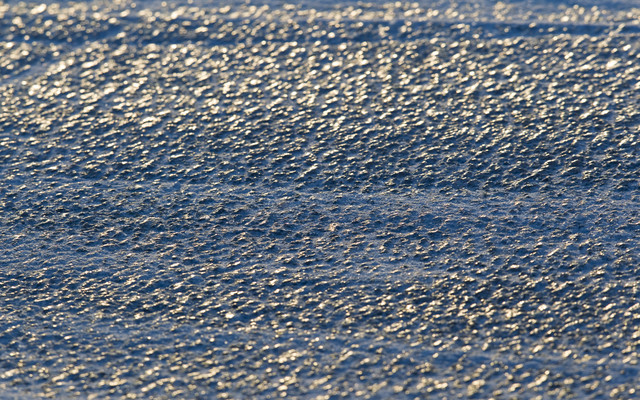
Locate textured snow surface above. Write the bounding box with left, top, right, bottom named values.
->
left=2, top=0, right=640, bottom=398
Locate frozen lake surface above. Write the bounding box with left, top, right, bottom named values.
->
left=1, top=0, right=640, bottom=398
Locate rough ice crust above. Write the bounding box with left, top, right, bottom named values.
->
left=1, top=0, right=640, bottom=398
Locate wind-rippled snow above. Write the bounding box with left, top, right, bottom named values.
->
left=1, top=0, right=640, bottom=398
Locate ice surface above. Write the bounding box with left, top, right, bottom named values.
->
left=1, top=0, right=640, bottom=398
